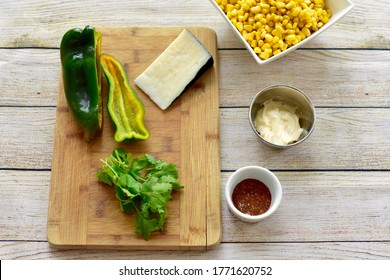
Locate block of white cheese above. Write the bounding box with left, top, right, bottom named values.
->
left=134, top=29, right=214, bottom=110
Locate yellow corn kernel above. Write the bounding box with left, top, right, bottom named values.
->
left=291, top=6, right=301, bottom=16
left=251, top=5, right=261, bottom=14
left=239, top=13, right=249, bottom=22
left=226, top=4, right=235, bottom=12
left=274, top=15, right=283, bottom=23
left=286, top=1, right=296, bottom=10
left=254, top=13, right=263, bottom=21
left=265, top=33, right=273, bottom=43
left=261, top=43, right=271, bottom=50
left=259, top=52, right=270, bottom=60
left=299, top=10, right=311, bottom=21
left=244, top=32, right=254, bottom=41
left=271, top=29, right=282, bottom=38
left=254, top=47, right=262, bottom=54
left=255, top=31, right=262, bottom=41
left=275, top=24, right=285, bottom=34
left=273, top=49, right=281, bottom=55
left=242, top=3, right=250, bottom=11
left=244, top=24, right=253, bottom=32
left=298, top=31, right=306, bottom=40
left=283, top=15, right=291, bottom=22
left=254, top=22, right=262, bottom=30
left=285, top=34, right=296, bottom=41
left=251, top=39, right=258, bottom=48
left=286, top=29, right=295, bottom=35
left=276, top=1, right=286, bottom=9
left=236, top=21, right=244, bottom=32
left=302, top=27, right=311, bottom=37
left=260, top=3, right=270, bottom=9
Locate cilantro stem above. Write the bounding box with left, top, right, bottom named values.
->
left=100, top=158, right=119, bottom=180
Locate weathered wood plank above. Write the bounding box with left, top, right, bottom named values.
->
left=1, top=107, right=390, bottom=170
left=0, top=108, right=54, bottom=169
left=1, top=170, right=390, bottom=243
left=222, top=172, right=390, bottom=242
left=0, top=171, right=50, bottom=241
left=0, top=49, right=59, bottom=106
left=1, top=241, right=390, bottom=260
left=219, top=49, right=390, bottom=107
left=1, top=49, right=390, bottom=107
left=220, top=107, right=390, bottom=170
left=0, top=0, right=388, bottom=49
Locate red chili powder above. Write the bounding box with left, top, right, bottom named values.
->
left=232, top=179, right=271, bottom=216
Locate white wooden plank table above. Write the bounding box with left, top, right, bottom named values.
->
left=1, top=0, right=390, bottom=259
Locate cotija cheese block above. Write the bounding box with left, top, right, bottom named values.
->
left=134, top=29, right=214, bottom=110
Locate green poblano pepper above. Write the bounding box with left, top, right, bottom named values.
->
left=60, top=25, right=102, bottom=142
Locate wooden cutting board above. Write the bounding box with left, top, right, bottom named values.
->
left=47, top=27, right=221, bottom=250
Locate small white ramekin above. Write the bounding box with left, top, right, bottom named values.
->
left=226, top=166, right=282, bottom=223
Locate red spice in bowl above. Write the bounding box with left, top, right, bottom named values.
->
left=232, top=179, right=271, bottom=216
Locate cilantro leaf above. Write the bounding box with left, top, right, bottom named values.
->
left=97, top=148, right=183, bottom=240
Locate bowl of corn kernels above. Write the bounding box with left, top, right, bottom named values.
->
left=209, top=0, right=354, bottom=65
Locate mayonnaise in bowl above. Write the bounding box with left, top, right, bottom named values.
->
left=249, top=85, right=316, bottom=148
left=254, top=100, right=303, bottom=146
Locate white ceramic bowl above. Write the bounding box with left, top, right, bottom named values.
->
left=225, top=166, right=282, bottom=223
left=209, top=0, right=354, bottom=65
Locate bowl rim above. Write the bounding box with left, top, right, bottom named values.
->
left=225, top=165, right=283, bottom=222
left=248, top=84, right=316, bottom=148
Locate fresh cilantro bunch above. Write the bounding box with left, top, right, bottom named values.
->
left=97, top=148, right=183, bottom=240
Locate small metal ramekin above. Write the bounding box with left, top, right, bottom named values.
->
left=249, top=85, right=316, bottom=148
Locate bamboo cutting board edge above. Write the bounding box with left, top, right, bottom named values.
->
left=47, top=26, right=221, bottom=250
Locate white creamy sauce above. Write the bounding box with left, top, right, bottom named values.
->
left=255, top=100, right=303, bottom=145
